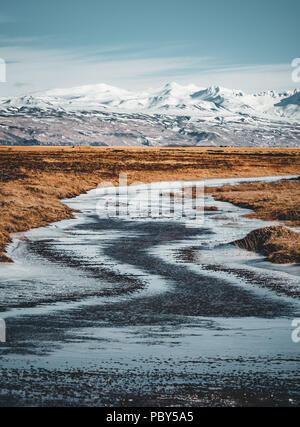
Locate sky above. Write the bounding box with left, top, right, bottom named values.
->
left=0, top=0, right=299, bottom=96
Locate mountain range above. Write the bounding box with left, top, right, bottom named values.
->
left=0, top=82, right=299, bottom=147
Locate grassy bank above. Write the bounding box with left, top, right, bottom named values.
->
left=0, top=146, right=299, bottom=262
left=206, top=177, right=300, bottom=263
left=233, top=226, right=300, bottom=264
left=206, top=177, right=300, bottom=227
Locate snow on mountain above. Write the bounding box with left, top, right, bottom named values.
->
left=0, top=94, right=60, bottom=110
left=1, top=82, right=299, bottom=122
left=40, top=83, right=134, bottom=109
left=275, top=90, right=300, bottom=106
left=273, top=91, right=300, bottom=120
left=145, top=82, right=201, bottom=110
left=0, top=82, right=299, bottom=147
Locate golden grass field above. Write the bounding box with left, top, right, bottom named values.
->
left=206, top=178, right=300, bottom=226
left=0, top=146, right=299, bottom=263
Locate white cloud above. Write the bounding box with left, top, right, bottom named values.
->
left=0, top=39, right=296, bottom=97
left=173, top=64, right=295, bottom=93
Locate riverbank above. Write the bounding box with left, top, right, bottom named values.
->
left=233, top=226, right=300, bottom=264
left=206, top=178, right=300, bottom=263
left=0, top=146, right=299, bottom=262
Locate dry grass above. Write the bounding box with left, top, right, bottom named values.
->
left=206, top=178, right=300, bottom=227
left=0, top=146, right=299, bottom=262
left=207, top=178, right=300, bottom=264
left=233, top=226, right=300, bottom=264
left=203, top=206, right=219, bottom=212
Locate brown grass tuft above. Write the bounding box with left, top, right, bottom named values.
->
left=206, top=178, right=300, bottom=227
left=233, top=226, right=300, bottom=264
left=204, top=206, right=219, bottom=211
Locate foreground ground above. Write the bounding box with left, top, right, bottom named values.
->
left=0, top=179, right=299, bottom=406
left=0, top=146, right=299, bottom=262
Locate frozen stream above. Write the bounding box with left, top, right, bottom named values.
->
left=0, top=175, right=299, bottom=406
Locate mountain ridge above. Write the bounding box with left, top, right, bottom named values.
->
left=0, top=82, right=299, bottom=147
left=1, top=82, right=299, bottom=120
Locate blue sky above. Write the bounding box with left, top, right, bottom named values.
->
left=0, top=0, right=299, bottom=96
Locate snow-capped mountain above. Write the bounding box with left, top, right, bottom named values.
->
left=0, top=82, right=299, bottom=147
left=2, top=82, right=299, bottom=119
